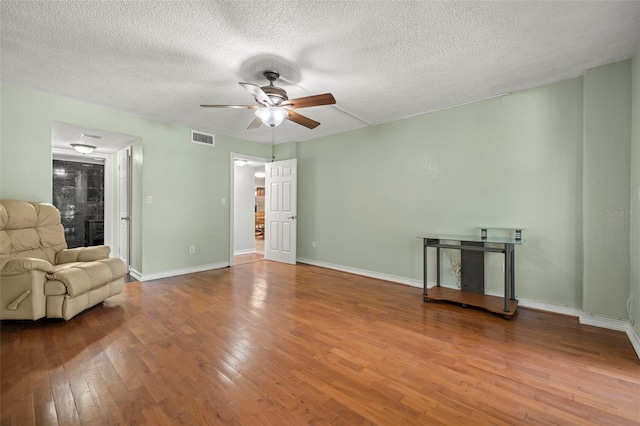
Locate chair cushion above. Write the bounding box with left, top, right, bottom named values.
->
left=46, top=258, right=126, bottom=297
left=56, top=246, right=110, bottom=264
left=0, top=200, right=66, bottom=264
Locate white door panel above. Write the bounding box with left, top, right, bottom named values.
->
left=269, top=221, right=279, bottom=251
left=270, top=182, right=279, bottom=211
left=265, top=159, right=297, bottom=264
left=282, top=222, right=292, bottom=253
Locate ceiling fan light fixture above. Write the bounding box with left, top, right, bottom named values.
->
left=71, top=143, right=97, bottom=154
left=255, top=106, right=288, bottom=128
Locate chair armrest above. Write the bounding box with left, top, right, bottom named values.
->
left=1, top=257, right=55, bottom=276
left=56, top=246, right=111, bottom=264
left=47, top=258, right=125, bottom=297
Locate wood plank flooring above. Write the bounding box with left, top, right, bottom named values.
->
left=1, top=261, right=639, bottom=425
left=233, top=253, right=264, bottom=266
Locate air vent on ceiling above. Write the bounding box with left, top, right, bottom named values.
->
left=191, top=130, right=215, bottom=146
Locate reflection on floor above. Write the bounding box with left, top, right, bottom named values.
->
left=234, top=238, right=264, bottom=265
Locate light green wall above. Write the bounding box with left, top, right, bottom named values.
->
left=273, top=141, right=297, bottom=160
left=1, top=59, right=636, bottom=324
left=631, top=48, right=640, bottom=338
left=0, top=85, right=271, bottom=275
left=582, top=60, right=632, bottom=319
left=296, top=78, right=584, bottom=307
left=0, top=87, right=54, bottom=201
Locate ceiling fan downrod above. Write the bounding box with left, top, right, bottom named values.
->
left=263, top=71, right=280, bottom=85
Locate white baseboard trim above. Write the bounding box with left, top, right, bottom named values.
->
left=516, top=299, right=583, bottom=317
left=134, top=262, right=229, bottom=282
left=234, top=248, right=256, bottom=255
left=626, top=326, right=640, bottom=360
left=580, top=314, right=639, bottom=360
left=297, top=257, right=424, bottom=288
left=129, top=268, right=142, bottom=281
left=579, top=313, right=631, bottom=332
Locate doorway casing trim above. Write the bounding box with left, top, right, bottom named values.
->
left=229, top=152, right=269, bottom=267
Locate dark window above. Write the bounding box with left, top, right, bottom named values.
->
left=52, top=160, right=104, bottom=248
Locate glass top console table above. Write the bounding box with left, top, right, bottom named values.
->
left=418, top=228, right=525, bottom=319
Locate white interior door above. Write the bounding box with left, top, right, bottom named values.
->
left=265, top=159, right=297, bottom=264
left=118, top=147, right=131, bottom=272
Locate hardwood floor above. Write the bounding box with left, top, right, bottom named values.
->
left=255, top=238, right=264, bottom=255
left=2, top=261, right=639, bottom=425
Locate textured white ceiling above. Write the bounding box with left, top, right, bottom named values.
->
left=2, top=1, right=639, bottom=144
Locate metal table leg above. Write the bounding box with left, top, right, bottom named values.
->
left=504, top=245, right=511, bottom=313
left=423, top=238, right=428, bottom=299
left=436, top=246, right=441, bottom=286
left=509, top=243, right=516, bottom=300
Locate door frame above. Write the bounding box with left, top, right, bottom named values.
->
left=117, top=146, right=132, bottom=272
left=229, top=152, right=269, bottom=267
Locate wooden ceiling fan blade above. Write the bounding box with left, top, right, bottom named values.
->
left=286, top=110, right=320, bottom=129
left=200, top=104, right=258, bottom=109
left=239, top=82, right=273, bottom=106
left=247, top=117, right=262, bottom=129
left=280, top=93, right=336, bottom=109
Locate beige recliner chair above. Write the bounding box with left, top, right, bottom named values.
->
left=0, top=200, right=125, bottom=320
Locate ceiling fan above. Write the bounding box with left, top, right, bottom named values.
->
left=201, top=71, right=336, bottom=129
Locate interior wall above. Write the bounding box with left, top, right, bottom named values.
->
left=273, top=141, right=297, bottom=160
left=0, top=85, right=271, bottom=276
left=296, top=77, right=585, bottom=308
left=582, top=60, right=632, bottom=320
left=1, top=62, right=636, bottom=322
left=233, top=164, right=256, bottom=254
left=631, top=47, right=640, bottom=338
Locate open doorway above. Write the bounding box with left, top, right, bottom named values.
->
left=230, top=153, right=269, bottom=266
left=51, top=122, right=138, bottom=271
left=254, top=168, right=265, bottom=256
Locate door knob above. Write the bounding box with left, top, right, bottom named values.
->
left=287, top=215, right=297, bottom=219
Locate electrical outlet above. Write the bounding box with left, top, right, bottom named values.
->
left=189, top=245, right=195, bottom=254
left=312, top=241, right=316, bottom=249
left=146, top=195, right=153, bottom=204
left=221, top=198, right=226, bottom=205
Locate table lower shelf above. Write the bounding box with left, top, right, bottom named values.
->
left=423, top=286, right=518, bottom=318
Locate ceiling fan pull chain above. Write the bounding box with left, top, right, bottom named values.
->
left=271, top=127, right=275, bottom=161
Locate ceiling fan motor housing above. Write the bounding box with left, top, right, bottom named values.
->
left=261, top=71, right=287, bottom=104
left=261, top=85, right=288, bottom=104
